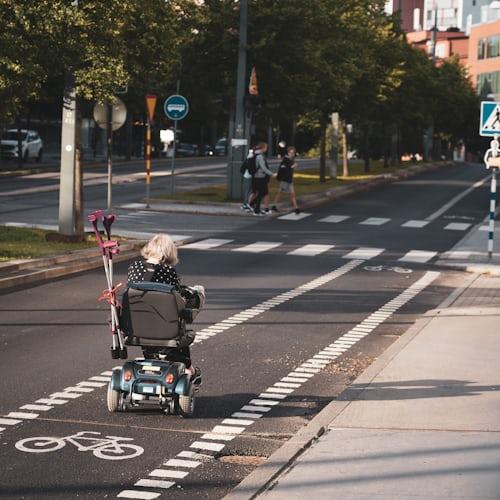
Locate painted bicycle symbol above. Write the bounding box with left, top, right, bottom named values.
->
left=15, top=431, right=144, bottom=461
left=364, top=265, right=413, bottom=274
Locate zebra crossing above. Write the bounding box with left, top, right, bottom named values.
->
left=277, top=212, right=473, bottom=231
left=182, top=239, right=440, bottom=263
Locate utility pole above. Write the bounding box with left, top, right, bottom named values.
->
left=226, top=0, right=248, bottom=200
left=58, top=0, right=78, bottom=236
left=425, top=5, right=438, bottom=161
left=106, top=102, right=113, bottom=211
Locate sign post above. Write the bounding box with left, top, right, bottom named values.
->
left=145, top=95, right=157, bottom=208
left=93, top=97, right=127, bottom=211
left=480, top=101, right=500, bottom=259
left=163, top=85, right=189, bottom=196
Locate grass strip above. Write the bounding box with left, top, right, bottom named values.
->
left=0, top=226, right=97, bottom=261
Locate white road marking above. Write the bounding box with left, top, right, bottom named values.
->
left=64, top=386, right=94, bottom=393
left=164, top=459, right=200, bottom=468
left=212, top=425, right=245, bottom=434
left=342, top=247, right=384, bottom=260
left=135, top=479, right=174, bottom=490
left=399, top=250, right=437, bottom=263
left=36, top=398, right=67, bottom=405
left=278, top=212, right=311, bottom=221
left=222, top=418, right=254, bottom=426
left=182, top=238, right=233, bottom=250
left=425, top=175, right=490, bottom=221
left=232, top=241, right=282, bottom=253
left=0, top=418, right=22, bottom=425
left=7, top=412, right=38, bottom=419
left=149, top=469, right=188, bottom=479
left=402, top=220, right=429, bottom=228
left=232, top=412, right=263, bottom=419
left=77, top=381, right=106, bottom=388
left=20, top=404, right=52, bottom=411
left=287, top=244, right=334, bottom=257
left=444, top=222, right=471, bottom=231
left=241, top=405, right=272, bottom=412
left=50, top=392, right=81, bottom=400
left=117, top=491, right=160, bottom=499
left=190, top=441, right=225, bottom=452
left=201, top=433, right=235, bottom=441
left=318, top=215, right=350, bottom=223
left=177, top=451, right=212, bottom=461
left=360, top=217, right=390, bottom=226
left=89, top=376, right=111, bottom=382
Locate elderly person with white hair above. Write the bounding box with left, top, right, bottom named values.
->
left=127, top=233, right=205, bottom=375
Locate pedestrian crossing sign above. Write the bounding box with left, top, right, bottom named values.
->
left=480, top=101, right=500, bottom=136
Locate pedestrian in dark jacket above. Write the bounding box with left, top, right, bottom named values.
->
left=271, top=146, right=300, bottom=214
left=252, top=142, right=275, bottom=215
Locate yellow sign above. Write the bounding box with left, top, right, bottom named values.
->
left=145, top=94, right=157, bottom=123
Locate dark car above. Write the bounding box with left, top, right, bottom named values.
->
left=176, top=143, right=198, bottom=157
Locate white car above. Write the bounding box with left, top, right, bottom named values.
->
left=1, top=129, right=43, bottom=162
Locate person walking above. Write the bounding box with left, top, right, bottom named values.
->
left=271, top=146, right=300, bottom=214
left=252, top=142, right=274, bottom=216
left=240, top=147, right=255, bottom=212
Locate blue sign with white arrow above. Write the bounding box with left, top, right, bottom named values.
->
left=164, top=94, right=189, bottom=121
left=480, top=101, right=500, bottom=137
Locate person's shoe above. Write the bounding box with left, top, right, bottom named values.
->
left=294, top=208, right=301, bottom=214
left=253, top=210, right=265, bottom=216
left=271, top=205, right=279, bottom=212
left=241, top=203, right=252, bottom=212
left=263, top=208, right=270, bottom=214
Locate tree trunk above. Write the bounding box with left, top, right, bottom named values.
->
left=17, top=116, right=23, bottom=169
left=291, top=120, right=297, bottom=146
left=363, top=123, right=370, bottom=173
left=319, top=117, right=327, bottom=183
left=342, top=122, right=349, bottom=177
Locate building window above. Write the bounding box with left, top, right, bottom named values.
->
left=478, top=72, right=500, bottom=96
left=478, top=38, right=486, bottom=60
left=487, top=35, right=500, bottom=58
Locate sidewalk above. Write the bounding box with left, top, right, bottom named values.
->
left=231, top=273, right=500, bottom=499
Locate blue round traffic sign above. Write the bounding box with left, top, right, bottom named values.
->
left=164, top=94, right=189, bottom=121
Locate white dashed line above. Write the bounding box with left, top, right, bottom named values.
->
left=402, top=220, right=429, bottom=228
left=232, top=241, right=283, bottom=253
left=318, top=215, right=350, bottom=223
left=278, top=212, right=311, bottom=221
left=342, top=247, right=384, bottom=260
left=182, top=238, right=233, bottom=250
left=135, top=479, right=174, bottom=490
left=360, top=217, right=390, bottom=226
left=444, top=222, right=471, bottom=231
left=399, top=250, right=437, bottom=263
left=287, top=244, right=334, bottom=257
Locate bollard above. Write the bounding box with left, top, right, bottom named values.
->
left=483, top=135, right=500, bottom=259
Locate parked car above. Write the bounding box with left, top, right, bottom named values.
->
left=176, top=143, right=198, bottom=157
left=0, top=129, right=43, bottom=162
left=214, top=138, right=227, bottom=156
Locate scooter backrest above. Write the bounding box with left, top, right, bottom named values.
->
left=120, top=283, right=186, bottom=343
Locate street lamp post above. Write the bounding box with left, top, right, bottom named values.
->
left=226, top=0, right=248, bottom=200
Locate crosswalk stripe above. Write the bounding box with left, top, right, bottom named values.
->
left=360, top=217, right=390, bottom=226
left=318, top=215, right=350, bottom=223
left=278, top=212, right=311, bottom=221
left=342, top=247, right=384, bottom=260
left=444, top=222, right=471, bottom=231
left=402, top=220, right=429, bottom=228
left=233, top=241, right=282, bottom=253
left=182, top=238, right=233, bottom=250
left=399, top=250, right=437, bottom=263
left=287, top=244, right=334, bottom=256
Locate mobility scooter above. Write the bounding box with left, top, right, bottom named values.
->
left=88, top=211, right=201, bottom=417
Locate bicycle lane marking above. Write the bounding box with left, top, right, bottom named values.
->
left=116, top=271, right=440, bottom=499
left=0, top=259, right=364, bottom=435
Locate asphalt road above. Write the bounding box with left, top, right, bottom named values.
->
left=0, top=162, right=490, bottom=499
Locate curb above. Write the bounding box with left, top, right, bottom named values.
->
left=0, top=237, right=193, bottom=292
left=223, top=271, right=479, bottom=500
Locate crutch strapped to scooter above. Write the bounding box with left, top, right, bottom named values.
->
left=88, top=210, right=127, bottom=360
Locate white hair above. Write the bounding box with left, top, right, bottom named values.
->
left=141, top=233, right=178, bottom=265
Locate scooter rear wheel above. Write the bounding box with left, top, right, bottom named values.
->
left=107, top=382, right=122, bottom=412
left=177, top=385, right=195, bottom=418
